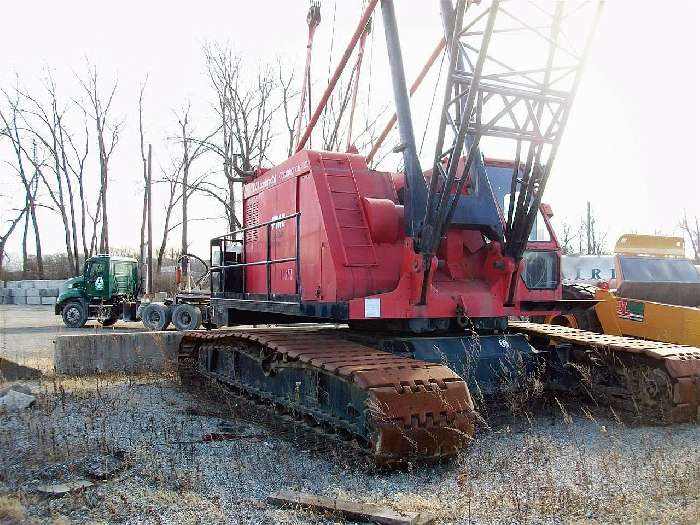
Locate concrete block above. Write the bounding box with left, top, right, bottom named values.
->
left=54, top=331, right=185, bottom=376
left=40, top=288, right=59, bottom=297
left=19, top=281, right=35, bottom=289
left=41, top=296, right=56, bottom=306
left=9, top=288, right=26, bottom=297
left=26, top=296, right=42, bottom=305
left=6, top=281, right=21, bottom=289
left=11, top=296, right=26, bottom=305
left=26, top=288, right=41, bottom=297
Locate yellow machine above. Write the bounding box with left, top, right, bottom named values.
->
left=550, top=234, right=700, bottom=346
left=593, top=234, right=700, bottom=346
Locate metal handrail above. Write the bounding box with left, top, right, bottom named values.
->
left=210, top=213, right=301, bottom=300
left=212, top=213, right=300, bottom=241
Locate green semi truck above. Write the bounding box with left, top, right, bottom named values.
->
left=56, top=254, right=211, bottom=331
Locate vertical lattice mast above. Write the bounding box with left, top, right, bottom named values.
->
left=421, top=0, right=603, bottom=265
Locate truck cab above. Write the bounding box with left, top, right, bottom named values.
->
left=56, top=255, right=139, bottom=328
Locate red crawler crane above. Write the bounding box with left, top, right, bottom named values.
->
left=180, top=2, right=700, bottom=465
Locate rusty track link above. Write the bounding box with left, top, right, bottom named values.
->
left=178, top=328, right=474, bottom=465
left=511, top=321, right=700, bottom=422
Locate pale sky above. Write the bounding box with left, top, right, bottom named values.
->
left=1, top=1, right=699, bottom=262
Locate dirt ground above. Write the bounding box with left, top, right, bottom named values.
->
left=0, top=306, right=698, bottom=524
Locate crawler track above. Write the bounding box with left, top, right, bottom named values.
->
left=511, top=321, right=700, bottom=422
left=178, top=328, right=474, bottom=465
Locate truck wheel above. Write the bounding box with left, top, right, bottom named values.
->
left=62, top=301, right=87, bottom=328
left=172, top=303, right=203, bottom=331
left=141, top=302, right=172, bottom=331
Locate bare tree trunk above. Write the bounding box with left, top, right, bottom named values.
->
left=58, top=123, right=80, bottom=274
left=21, top=201, right=29, bottom=278
left=180, top=117, right=189, bottom=257
left=157, top=192, right=177, bottom=273
left=78, top=64, right=120, bottom=255
left=0, top=208, right=26, bottom=277
left=138, top=81, right=148, bottom=289
left=228, top=176, right=236, bottom=231
left=98, top=131, right=109, bottom=253
left=147, top=144, right=153, bottom=294
left=1, top=102, right=44, bottom=277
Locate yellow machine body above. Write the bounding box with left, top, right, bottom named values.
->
left=592, top=234, right=700, bottom=346
left=594, top=288, right=700, bottom=346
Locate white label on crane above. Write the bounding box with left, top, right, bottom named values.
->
left=364, top=298, right=381, bottom=318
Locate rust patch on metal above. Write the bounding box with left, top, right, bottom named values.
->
left=180, top=328, right=474, bottom=464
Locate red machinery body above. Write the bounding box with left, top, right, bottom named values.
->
left=235, top=148, right=561, bottom=328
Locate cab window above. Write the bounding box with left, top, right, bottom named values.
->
left=89, top=262, right=104, bottom=279
left=114, top=262, right=132, bottom=276
left=503, top=193, right=551, bottom=242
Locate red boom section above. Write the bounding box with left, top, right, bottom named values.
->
left=242, top=150, right=560, bottom=322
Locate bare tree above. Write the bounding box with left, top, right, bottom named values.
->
left=577, top=202, right=608, bottom=255
left=198, top=44, right=280, bottom=230
left=17, top=72, right=82, bottom=274
left=557, top=221, right=579, bottom=255
left=155, top=162, right=182, bottom=273
left=174, top=103, right=211, bottom=256
left=680, top=212, right=700, bottom=263
left=138, top=79, right=152, bottom=291
left=0, top=207, right=26, bottom=276
left=78, top=62, right=122, bottom=254
left=276, top=60, right=299, bottom=157
left=154, top=156, right=208, bottom=273
left=0, top=89, right=44, bottom=277
left=64, top=106, right=91, bottom=260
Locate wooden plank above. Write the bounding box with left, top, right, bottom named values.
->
left=267, top=490, right=435, bottom=525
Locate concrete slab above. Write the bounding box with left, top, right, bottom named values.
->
left=19, top=281, right=35, bottom=289
left=40, top=288, right=59, bottom=297
left=26, top=288, right=41, bottom=297
left=54, top=331, right=186, bottom=376
left=9, top=288, right=26, bottom=297
left=11, top=297, right=27, bottom=305
left=41, top=297, right=57, bottom=305
left=6, top=281, right=21, bottom=289
left=26, top=297, right=42, bottom=305
left=0, top=357, right=42, bottom=381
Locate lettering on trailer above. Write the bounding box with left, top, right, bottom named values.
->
left=244, top=160, right=310, bottom=198
left=561, top=255, right=615, bottom=284
left=617, top=299, right=645, bottom=322
left=95, top=276, right=104, bottom=291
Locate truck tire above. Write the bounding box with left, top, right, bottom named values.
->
left=141, top=302, right=172, bottom=331
left=62, top=301, right=87, bottom=328
left=172, top=303, right=203, bottom=331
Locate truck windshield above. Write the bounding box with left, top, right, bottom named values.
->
left=619, top=256, right=700, bottom=283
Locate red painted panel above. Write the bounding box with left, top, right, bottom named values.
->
left=240, top=149, right=561, bottom=322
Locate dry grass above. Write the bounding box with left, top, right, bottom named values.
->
left=0, top=494, right=25, bottom=524
left=0, top=370, right=698, bottom=524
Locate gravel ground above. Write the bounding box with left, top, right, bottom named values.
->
left=0, top=306, right=698, bottom=524
left=0, top=374, right=698, bottom=524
